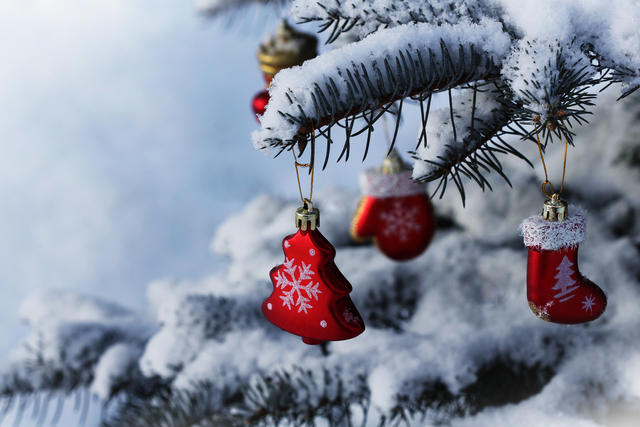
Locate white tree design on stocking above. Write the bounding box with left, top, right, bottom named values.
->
left=552, top=256, right=579, bottom=302
left=274, top=257, right=322, bottom=314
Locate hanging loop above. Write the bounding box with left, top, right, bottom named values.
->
left=292, top=127, right=316, bottom=204
left=541, top=180, right=555, bottom=199
left=534, top=124, right=569, bottom=200
left=293, top=128, right=318, bottom=230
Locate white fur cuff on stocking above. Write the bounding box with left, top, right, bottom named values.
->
left=520, top=206, right=587, bottom=250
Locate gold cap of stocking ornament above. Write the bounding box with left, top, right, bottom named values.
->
left=258, top=21, right=318, bottom=77
left=382, top=149, right=410, bottom=174
left=542, top=193, right=568, bottom=222
left=296, top=199, right=320, bottom=231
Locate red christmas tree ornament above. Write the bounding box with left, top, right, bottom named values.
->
left=251, top=89, right=270, bottom=120
left=521, top=195, right=606, bottom=324
left=351, top=150, right=435, bottom=261
left=252, top=21, right=317, bottom=121
left=263, top=201, right=365, bottom=345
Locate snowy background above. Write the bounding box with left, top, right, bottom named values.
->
left=1, top=1, right=639, bottom=426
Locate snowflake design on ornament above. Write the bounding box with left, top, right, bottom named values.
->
left=378, top=200, right=422, bottom=242
left=581, top=295, right=596, bottom=312
left=274, top=257, right=322, bottom=314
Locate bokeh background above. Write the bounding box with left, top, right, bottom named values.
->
left=0, top=0, right=393, bottom=358
left=5, top=2, right=637, bottom=426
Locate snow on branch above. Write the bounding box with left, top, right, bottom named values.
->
left=0, top=291, right=153, bottom=399
left=252, top=19, right=511, bottom=152
left=497, top=0, right=640, bottom=101
left=411, top=83, right=533, bottom=204
left=582, top=13, right=640, bottom=100
left=503, top=38, right=600, bottom=145
left=291, top=0, right=501, bottom=43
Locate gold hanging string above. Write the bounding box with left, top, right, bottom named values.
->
left=292, top=128, right=315, bottom=205
left=559, top=135, right=568, bottom=195
left=534, top=125, right=569, bottom=199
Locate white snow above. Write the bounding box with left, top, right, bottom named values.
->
left=412, top=85, right=508, bottom=181
left=498, top=0, right=640, bottom=89
left=291, top=0, right=497, bottom=40
left=91, top=343, right=141, bottom=399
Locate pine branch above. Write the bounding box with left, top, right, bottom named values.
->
left=504, top=38, right=602, bottom=146
left=249, top=2, right=638, bottom=201
left=411, top=82, right=533, bottom=205
left=292, top=0, right=502, bottom=44
left=243, top=367, right=369, bottom=426
left=98, top=331, right=562, bottom=427
left=253, top=19, right=511, bottom=162
left=102, top=382, right=243, bottom=427
left=386, top=359, right=556, bottom=425
left=582, top=42, right=640, bottom=100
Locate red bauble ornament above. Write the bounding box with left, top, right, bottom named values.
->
left=252, top=89, right=270, bottom=120
left=351, top=152, right=435, bottom=261
left=521, top=197, right=606, bottom=324
left=263, top=202, right=365, bottom=344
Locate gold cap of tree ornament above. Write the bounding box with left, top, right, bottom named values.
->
left=258, top=20, right=318, bottom=77
left=296, top=199, right=320, bottom=231
left=541, top=193, right=568, bottom=222
left=382, top=149, right=410, bottom=174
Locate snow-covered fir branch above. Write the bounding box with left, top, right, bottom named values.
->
left=0, top=292, right=153, bottom=399
left=411, top=83, right=532, bottom=204
left=250, top=0, right=640, bottom=201
left=252, top=19, right=510, bottom=149
left=291, top=0, right=503, bottom=43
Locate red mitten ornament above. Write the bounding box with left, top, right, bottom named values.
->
left=351, top=151, right=435, bottom=261
left=521, top=195, right=606, bottom=324
left=263, top=201, right=365, bottom=344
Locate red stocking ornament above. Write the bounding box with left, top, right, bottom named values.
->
left=521, top=195, right=606, bottom=324
left=351, top=151, right=435, bottom=261
left=263, top=201, right=365, bottom=344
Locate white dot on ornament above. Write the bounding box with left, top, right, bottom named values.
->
left=284, top=241, right=291, bottom=248
left=267, top=303, right=272, bottom=310
left=320, top=320, right=327, bottom=328
left=309, top=249, right=316, bottom=256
